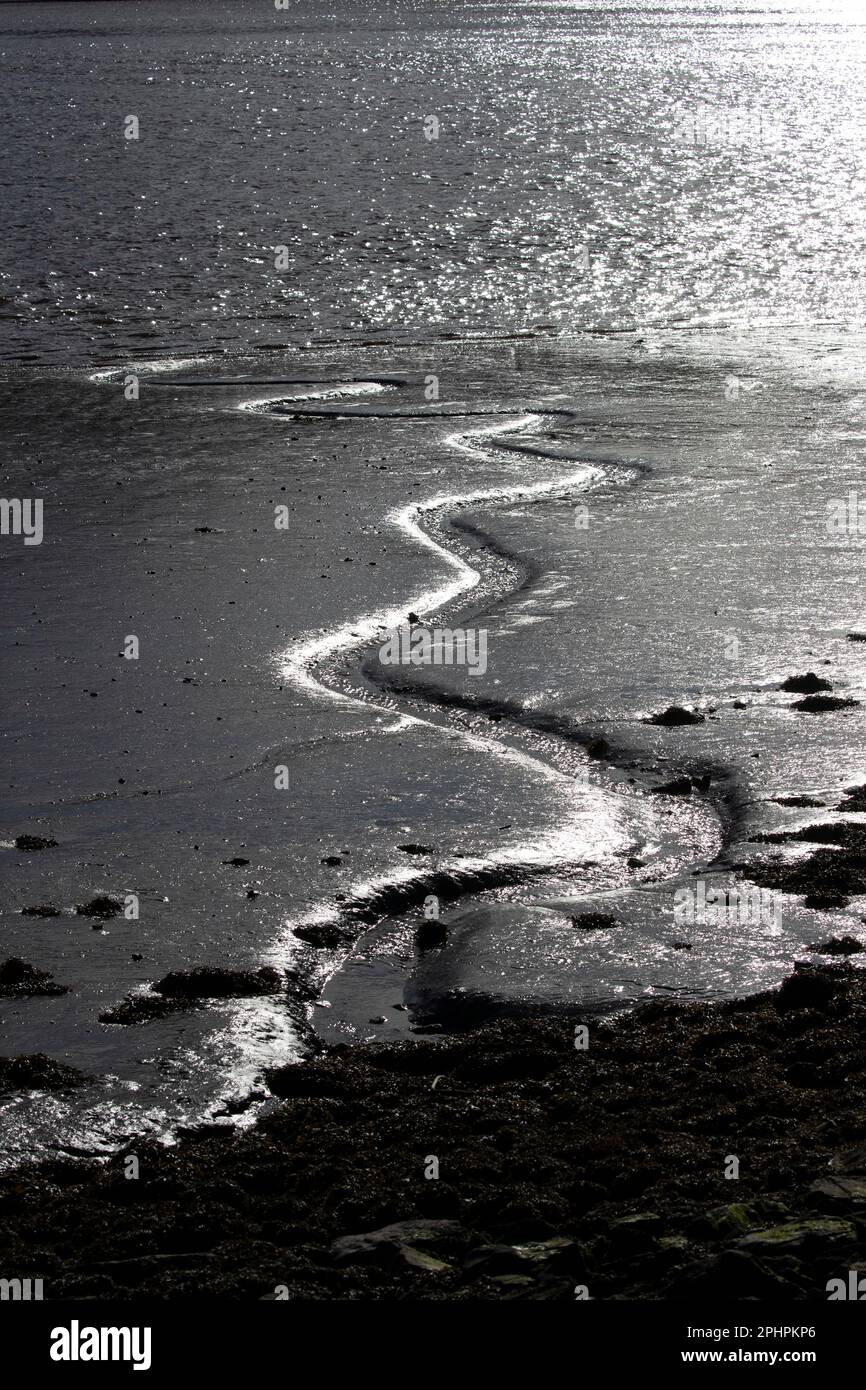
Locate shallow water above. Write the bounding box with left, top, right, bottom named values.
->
left=3, top=0, right=866, bottom=1166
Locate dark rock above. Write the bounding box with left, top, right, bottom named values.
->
left=792, top=695, right=859, bottom=713
left=839, top=784, right=866, bottom=812
left=320, top=855, right=343, bottom=867
left=397, top=844, right=432, bottom=855
left=780, top=672, right=832, bottom=693
left=293, top=923, right=357, bottom=949
left=652, top=776, right=693, bottom=796
left=222, top=857, right=251, bottom=867
left=806, top=936, right=864, bottom=956
left=99, top=994, right=203, bottom=1025
left=21, top=904, right=62, bottom=918
left=644, top=706, right=704, bottom=726
left=464, top=1237, right=574, bottom=1275
left=0, top=1054, right=89, bottom=1095
left=416, top=919, right=447, bottom=946
left=775, top=968, right=837, bottom=1012
left=75, top=896, right=123, bottom=919
left=670, top=940, right=693, bottom=951
left=570, top=912, right=620, bottom=931
left=14, top=835, right=57, bottom=852
left=0, top=958, right=68, bottom=998
left=154, top=966, right=283, bottom=999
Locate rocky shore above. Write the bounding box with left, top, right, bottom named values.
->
left=2, top=960, right=866, bottom=1300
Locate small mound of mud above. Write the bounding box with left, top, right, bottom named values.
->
left=153, top=965, right=284, bottom=999
left=780, top=673, right=832, bottom=694
left=14, top=834, right=57, bottom=852
left=644, top=706, right=704, bottom=726
left=0, top=959, right=68, bottom=998
left=0, top=1054, right=88, bottom=1094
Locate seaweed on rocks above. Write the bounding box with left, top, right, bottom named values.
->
left=14, top=834, right=57, bottom=852
left=0, top=1054, right=89, bottom=1095
left=780, top=673, right=832, bottom=694
left=153, top=966, right=284, bottom=999
left=99, top=994, right=205, bottom=1025
left=75, top=896, right=123, bottom=919
left=0, top=959, right=68, bottom=998
left=4, top=966, right=866, bottom=1299
left=643, top=706, right=705, bottom=727
left=792, top=695, right=859, bottom=713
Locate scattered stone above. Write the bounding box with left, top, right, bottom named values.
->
left=153, top=966, right=283, bottom=999
left=0, top=959, right=68, bottom=998
left=644, top=706, right=704, bottom=727
left=810, top=1176, right=866, bottom=1204
left=330, top=1219, right=462, bottom=1266
left=738, top=1218, right=856, bottom=1254
left=75, top=896, right=123, bottom=919
left=780, top=672, right=832, bottom=693
left=320, top=855, right=343, bottom=867
left=14, top=835, right=57, bottom=852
